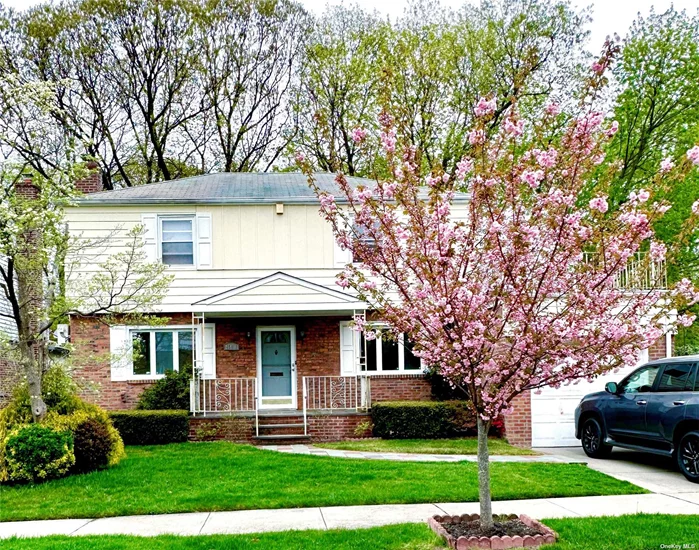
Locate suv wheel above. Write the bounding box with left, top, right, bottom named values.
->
left=581, top=417, right=612, bottom=458
left=677, top=431, right=699, bottom=483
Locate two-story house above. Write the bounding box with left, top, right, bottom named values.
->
left=66, top=172, right=436, bottom=442
left=65, top=170, right=675, bottom=447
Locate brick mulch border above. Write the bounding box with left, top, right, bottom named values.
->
left=428, top=513, right=558, bottom=549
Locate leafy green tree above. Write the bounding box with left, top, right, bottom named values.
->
left=606, top=8, right=699, bottom=349
left=0, top=80, right=172, bottom=421
left=291, top=4, right=385, bottom=176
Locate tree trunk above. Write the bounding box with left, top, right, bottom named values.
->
left=22, top=343, right=46, bottom=422
left=477, top=416, right=494, bottom=530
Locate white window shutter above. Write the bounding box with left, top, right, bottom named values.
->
left=340, top=321, right=357, bottom=375
left=199, top=323, right=216, bottom=379
left=110, top=325, right=131, bottom=381
left=141, top=214, right=158, bottom=262
left=333, top=217, right=353, bottom=267
left=196, top=213, right=212, bottom=269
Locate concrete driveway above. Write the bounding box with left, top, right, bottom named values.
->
left=537, top=446, right=698, bottom=499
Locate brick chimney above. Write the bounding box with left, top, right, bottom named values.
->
left=75, top=161, right=103, bottom=194
left=15, top=172, right=39, bottom=201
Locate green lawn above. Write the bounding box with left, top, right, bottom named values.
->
left=0, top=441, right=644, bottom=522
left=2, top=515, right=697, bottom=549
left=317, top=437, right=537, bottom=455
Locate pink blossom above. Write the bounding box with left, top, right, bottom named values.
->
left=534, top=148, right=557, bottom=168
left=637, top=189, right=650, bottom=203
left=474, top=97, right=497, bottom=117
left=520, top=169, right=545, bottom=189
left=545, top=102, right=561, bottom=116
left=589, top=196, right=608, bottom=213
left=660, top=157, right=674, bottom=173
left=351, top=127, right=368, bottom=143
left=504, top=118, right=524, bottom=137
left=294, top=150, right=305, bottom=164
left=381, top=128, right=397, bottom=153
left=687, top=145, right=699, bottom=165
left=456, top=158, right=474, bottom=180
left=468, top=129, right=485, bottom=146
left=318, top=193, right=337, bottom=212
left=591, top=61, right=605, bottom=74
left=692, top=200, right=699, bottom=215
left=361, top=281, right=377, bottom=291
left=606, top=121, right=619, bottom=137
left=677, top=314, right=697, bottom=328
left=650, top=241, right=666, bottom=261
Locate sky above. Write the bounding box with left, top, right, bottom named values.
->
left=2, top=0, right=698, bottom=52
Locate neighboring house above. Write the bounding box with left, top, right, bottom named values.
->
left=0, top=256, right=19, bottom=405
left=64, top=171, right=674, bottom=447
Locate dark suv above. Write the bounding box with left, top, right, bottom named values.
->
left=575, top=355, right=699, bottom=482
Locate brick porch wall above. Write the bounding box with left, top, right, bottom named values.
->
left=189, top=412, right=371, bottom=443
left=369, top=374, right=432, bottom=402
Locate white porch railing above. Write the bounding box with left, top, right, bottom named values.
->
left=303, top=376, right=370, bottom=412
left=583, top=252, right=667, bottom=290
left=190, top=377, right=258, bottom=416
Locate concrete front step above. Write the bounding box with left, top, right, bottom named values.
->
left=258, top=423, right=305, bottom=429
left=254, top=434, right=310, bottom=440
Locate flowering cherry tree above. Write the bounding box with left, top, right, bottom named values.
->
left=301, top=46, right=699, bottom=529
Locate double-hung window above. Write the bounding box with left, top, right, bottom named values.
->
left=131, top=328, right=194, bottom=377
left=160, top=217, right=194, bottom=266
left=359, top=327, right=422, bottom=373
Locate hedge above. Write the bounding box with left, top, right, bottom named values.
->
left=109, top=410, right=190, bottom=445
left=371, top=401, right=476, bottom=439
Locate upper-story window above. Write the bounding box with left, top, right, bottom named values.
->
left=352, top=223, right=377, bottom=264
left=160, top=217, right=194, bottom=265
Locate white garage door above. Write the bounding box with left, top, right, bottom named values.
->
left=531, top=350, right=650, bottom=447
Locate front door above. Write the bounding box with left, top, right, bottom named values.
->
left=257, top=327, right=296, bottom=409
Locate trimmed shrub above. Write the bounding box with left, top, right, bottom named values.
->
left=137, top=366, right=191, bottom=410
left=109, top=410, right=190, bottom=445
left=71, top=418, right=113, bottom=473
left=372, top=401, right=476, bottom=439
left=4, top=424, right=75, bottom=483
left=0, top=369, right=125, bottom=483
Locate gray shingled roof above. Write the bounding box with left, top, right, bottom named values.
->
left=78, top=172, right=370, bottom=205
left=77, top=172, right=469, bottom=205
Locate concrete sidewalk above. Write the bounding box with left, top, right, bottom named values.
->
left=2, top=493, right=699, bottom=539
left=260, top=444, right=577, bottom=463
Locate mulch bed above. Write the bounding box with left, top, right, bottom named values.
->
left=441, top=515, right=543, bottom=538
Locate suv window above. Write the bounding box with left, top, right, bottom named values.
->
left=618, top=365, right=660, bottom=394
left=657, top=363, right=694, bottom=392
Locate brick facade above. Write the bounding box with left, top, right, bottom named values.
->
left=70, top=314, right=430, bottom=411
left=189, top=412, right=372, bottom=443
left=0, top=357, right=20, bottom=406
left=503, top=391, right=531, bottom=448
left=369, top=374, right=432, bottom=402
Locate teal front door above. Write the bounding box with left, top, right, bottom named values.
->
left=258, top=327, right=296, bottom=408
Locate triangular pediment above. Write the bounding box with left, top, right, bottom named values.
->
left=193, top=271, right=361, bottom=308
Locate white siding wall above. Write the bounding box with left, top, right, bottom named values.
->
left=64, top=204, right=341, bottom=311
